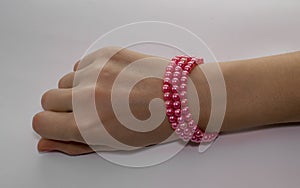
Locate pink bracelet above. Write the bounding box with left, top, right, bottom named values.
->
left=163, top=55, right=218, bottom=143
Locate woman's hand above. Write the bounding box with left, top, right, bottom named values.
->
left=32, top=47, right=180, bottom=155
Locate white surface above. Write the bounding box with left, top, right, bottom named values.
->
left=0, top=0, right=299, bottom=187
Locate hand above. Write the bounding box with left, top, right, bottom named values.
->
left=32, top=47, right=180, bottom=155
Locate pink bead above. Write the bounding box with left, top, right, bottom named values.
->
left=162, top=84, right=171, bottom=92
left=168, top=116, right=176, bottom=123
left=191, top=135, right=197, bottom=142
left=212, top=133, right=218, bottom=139
left=180, top=132, right=185, bottom=138
left=166, top=108, right=174, bottom=116
left=165, top=100, right=173, bottom=108
left=188, top=61, right=194, bottom=66
left=180, top=57, right=187, bottom=61
left=178, top=61, right=185, bottom=67
left=180, top=76, right=188, bottom=83
left=173, top=101, right=181, bottom=109
left=209, top=135, right=215, bottom=142
left=166, top=65, right=174, bottom=72
left=171, top=122, right=178, bottom=129
left=163, top=92, right=172, bottom=101
left=185, top=113, right=192, bottom=122
left=180, top=91, right=187, bottom=98
left=196, top=58, right=204, bottom=64
left=175, top=128, right=182, bottom=134
left=188, top=131, right=194, bottom=137
left=202, top=134, right=209, bottom=141
left=172, top=57, right=180, bottom=62
left=195, top=129, right=203, bottom=138
left=207, top=134, right=213, bottom=141
left=164, top=71, right=172, bottom=78
left=174, top=109, right=181, bottom=117
left=165, top=70, right=172, bottom=75
left=172, top=93, right=180, bottom=101
left=181, top=98, right=188, bottom=107
left=184, top=128, right=190, bottom=135
left=172, top=78, right=180, bottom=85
left=182, top=106, right=189, bottom=115
left=180, top=83, right=187, bottom=91
left=175, top=66, right=182, bottom=72
left=187, top=119, right=195, bottom=127
left=164, top=77, right=171, bottom=84
left=171, top=85, right=179, bottom=93
left=179, top=122, right=187, bottom=129
left=177, top=116, right=184, bottom=123
left=173, top=71, right=181, bottom=79
left=182, top=70, right=189, bottom=76
left=169, top=61, right=176, bottom=66
left=184, top=65, right=192, bottom=72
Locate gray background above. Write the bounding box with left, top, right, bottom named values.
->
left=0, top=0, right=300, bottom=187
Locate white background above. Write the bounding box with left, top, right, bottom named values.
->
left=0, top=0, right=299, bottom=187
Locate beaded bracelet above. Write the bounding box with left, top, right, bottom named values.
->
left=162, top=55, right=218, bottom=143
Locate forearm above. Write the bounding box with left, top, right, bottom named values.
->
left=191, top=51, right=300, bottom=132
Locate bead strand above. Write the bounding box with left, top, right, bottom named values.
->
left=163, top=55, right=219, bottom=143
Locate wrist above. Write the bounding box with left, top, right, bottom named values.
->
left=188, top=64, right=212, bottom=132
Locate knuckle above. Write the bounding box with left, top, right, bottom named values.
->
left=41, top=93, right=48, bottom=110
left=58, top=73, right=73, bottom=88
left=41, top=92, right=49, bottom=109
left=41, top=89, right=54, bottom=109
left=58, top=77, right=65, bottom=88
left=32, top=112, right=44, bottom=133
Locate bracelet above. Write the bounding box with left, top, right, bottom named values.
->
left=162, top=55, right=218, bottom=143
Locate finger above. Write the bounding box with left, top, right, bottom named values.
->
left=32, top=111, right=82, bottom=142
left=41, top=88, right=72, bottom=112
left=58, top=72, right=75, bottom=88
left=38, top=138, right=118, bottom=155
left=38, top=138, right=94, bottom=155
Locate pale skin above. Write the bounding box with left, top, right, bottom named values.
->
left=32, top=47, right=300, bottom=155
